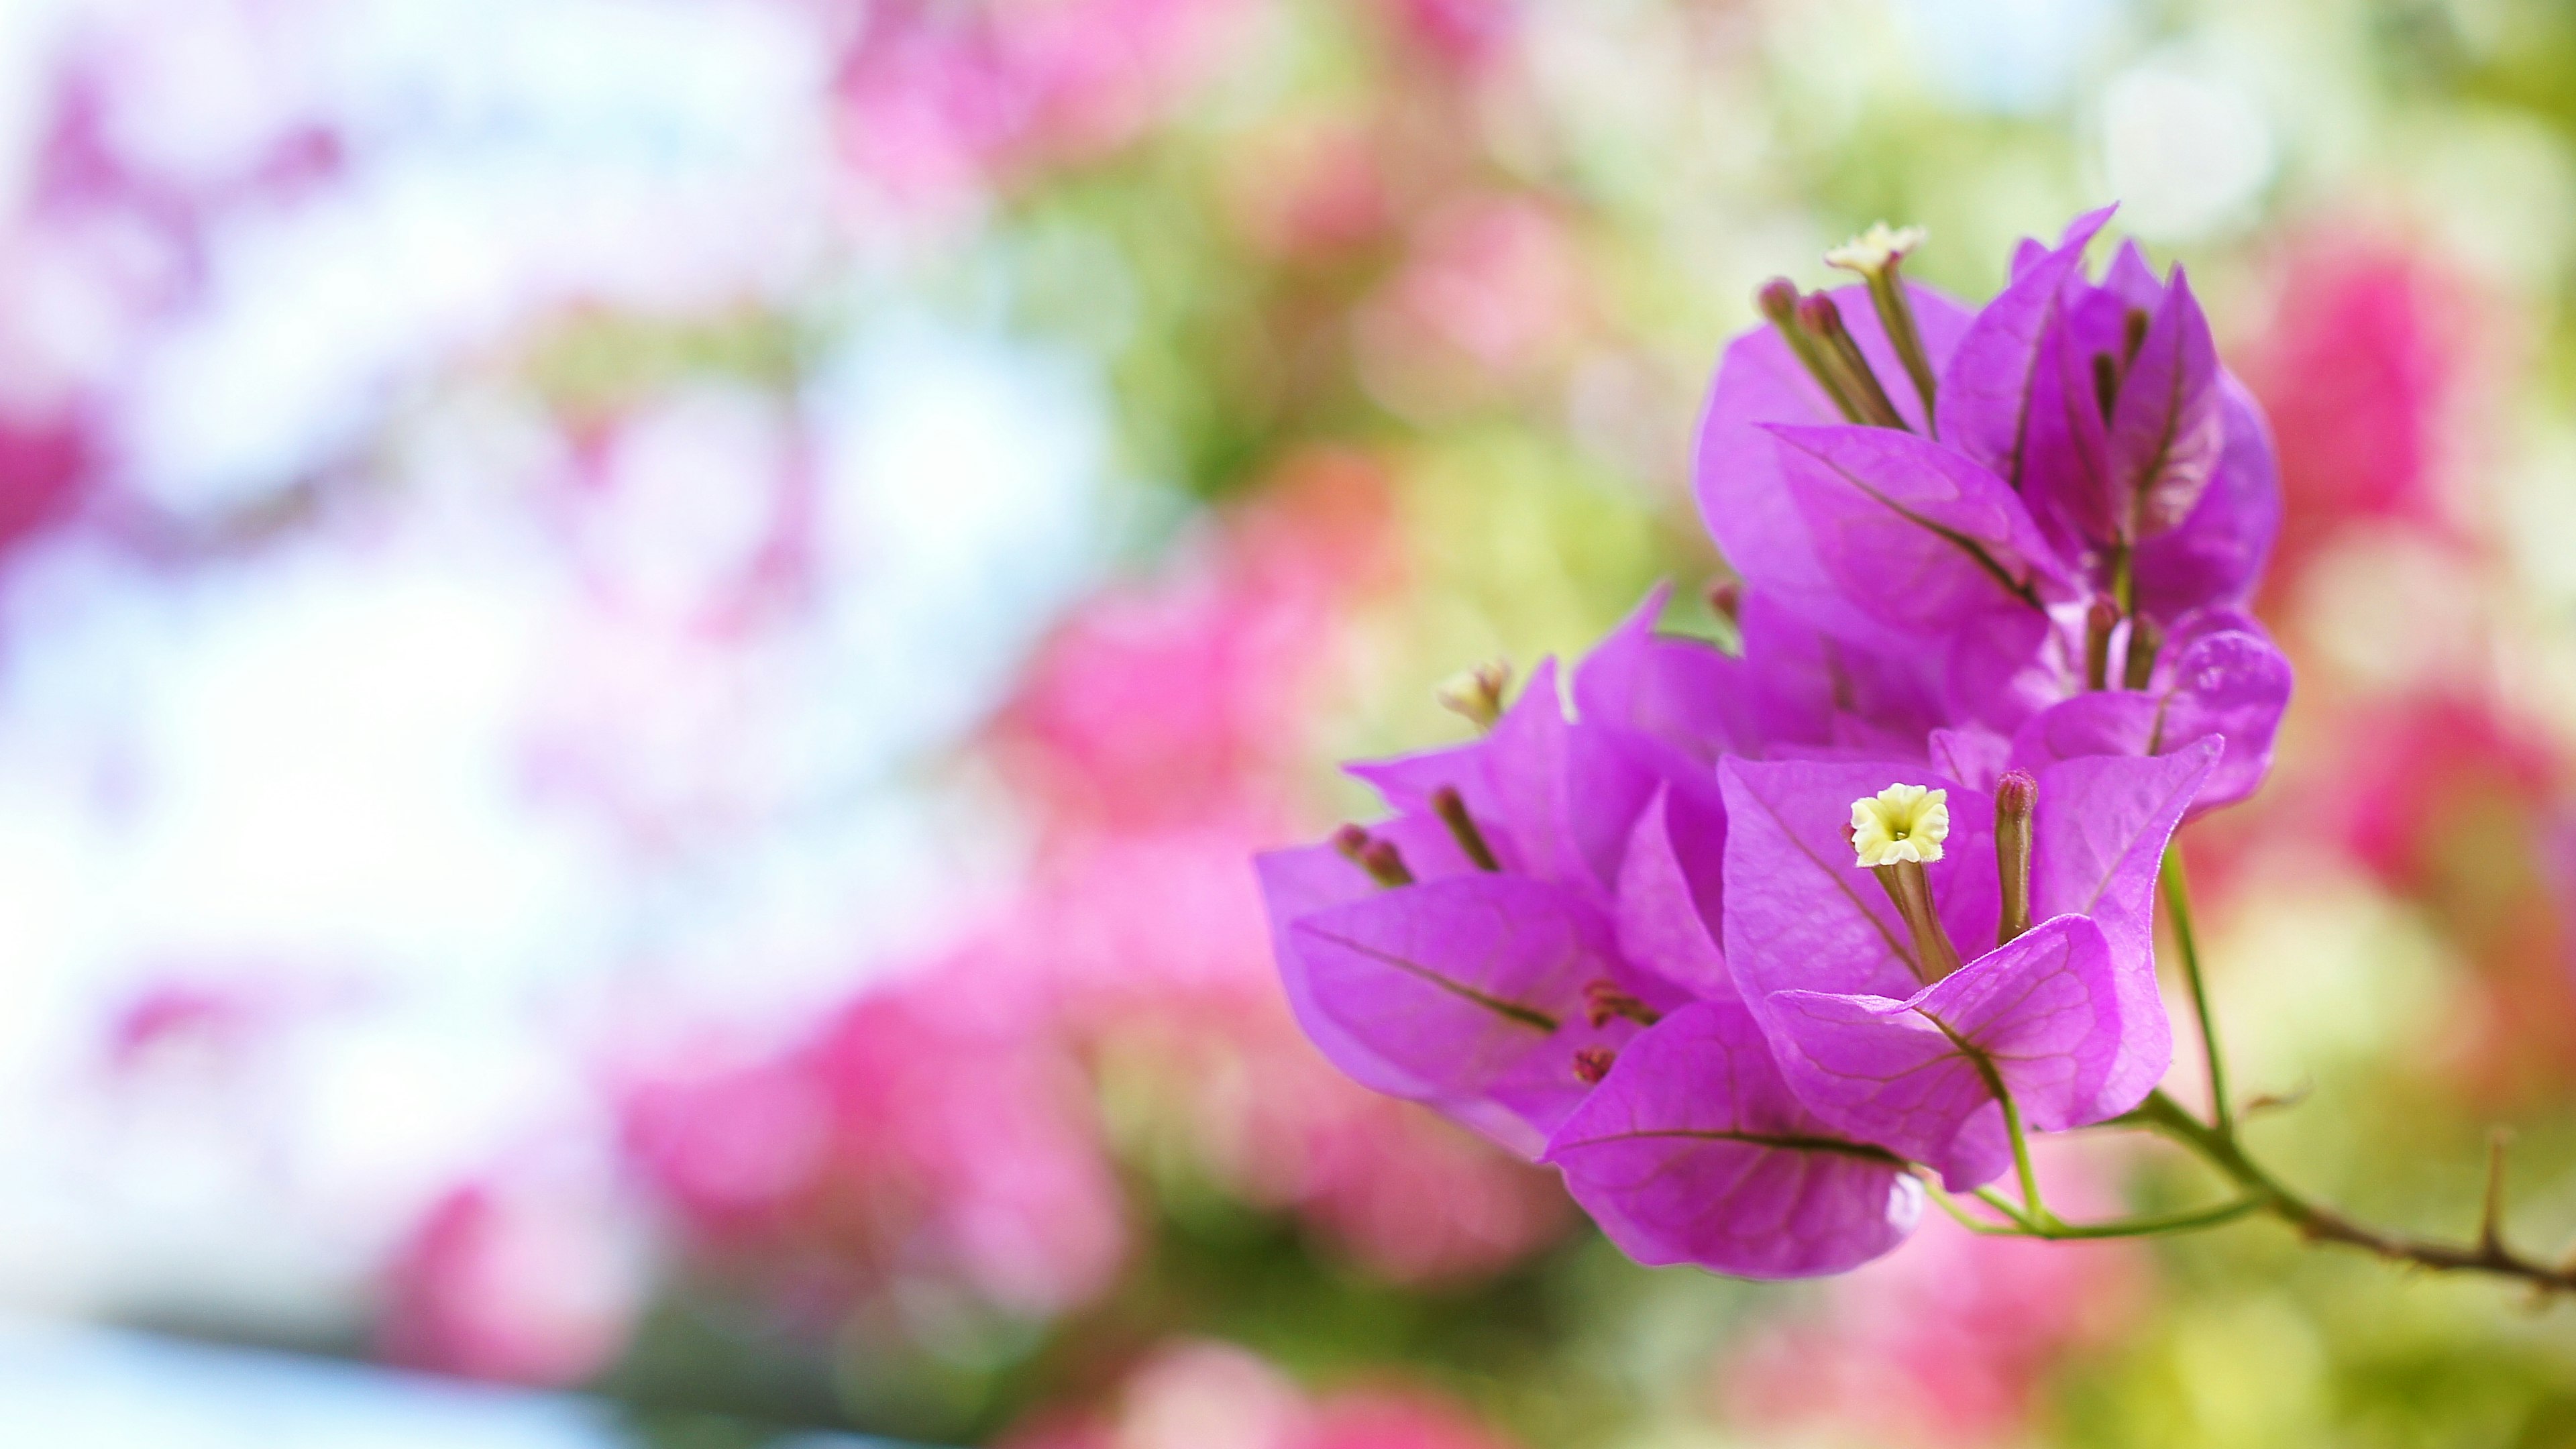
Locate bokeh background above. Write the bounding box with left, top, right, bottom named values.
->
left=5, top=0, right=2576, bottom=1444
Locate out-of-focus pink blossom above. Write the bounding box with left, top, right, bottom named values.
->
left=1224, top=121, right=1393, bottom=261
left=1377, top=0, right=1519, bottom=70
left=1717, top=1151, right=2147, bottom=1444
left=2244, top=230, right=2480, bottom=586
left=832, top=0, right=1252, bottom=203
left=622, top=962, right=1129, bottom=1320
left=1010, top=825, right=1569, bottom=1283
left=378, top=1177, right=645, bottom=1387
left=1355, top=197, right=1591, bottom=418
left=1002, top=1340, right=1521, bottom=1449
left=993, top=448, right=1396, bottom=829
left=2331, top=692, right=2555, bottom=898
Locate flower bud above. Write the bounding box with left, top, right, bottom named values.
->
left=1756, top=276, right=1802, bottom=326
left=1796, top=293, right=1907, bottom=429
left=1358, top=837, right=1413, bottom=888
left=1430, top=784, right=1501, bottom=871
left=1583, top=979, right=1661, bottom=1029
left=2123, top=612, right=2163, bottom=690
left=2084, top=597, right=2121, bottom=691
left=1994, top=769, right=2037, bottom=945
left=1706, top=578, right=1743, bottom=629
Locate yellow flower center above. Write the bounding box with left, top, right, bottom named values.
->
left=1850, top=784, right=1949, bottom=867
left=1825, top=222, right=1928, bottom=276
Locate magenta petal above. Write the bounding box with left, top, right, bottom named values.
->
left=2110, top=268, right=2225, bottom=538
left=1615, top=788, right=1734, bottom=1004
left=1765, top=916, right=2129, bottom=1188
left=1928, top=726, right=2012, bottom=792
left=1936, top=205, right=2115, bottom=488
left=1941, top=601, right=2076, bottom=735
left=1719, top=759, right=1998, bottom=1004
left=2099, top=238, right=2163, bottom=309
left=1916, top=914, right=2143, bottom=1130
left=1738, top=592, right=1946, bottom=755
left=1698, top=282, right=1975, bottom=651
left=2011, top=621, right=2285, bottom=814
left=1542, top=1002, right=1920, bottom=1279
left=2027, top=742, right=2217, bottom=953
left=1574, top=584, right=1763, bottom=762
left=1286, top=874, right=1633, bottom=1156
left=1765, top=423, right=2076, bottom=635
left=2131, top=380, right=2280, bottom=621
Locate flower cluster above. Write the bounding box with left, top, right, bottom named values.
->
left=1258, top=208, right=2296, bottom=1278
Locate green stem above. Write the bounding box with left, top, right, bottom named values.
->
left=2161, top=844, right=2231, bottom=1134
left=2002, top=1091, right=2045, bottom=1220
left=1936, top=1181, right=2262, bottom=1240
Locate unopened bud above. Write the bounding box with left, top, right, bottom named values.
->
left=2084, top=598, right=2121, bottom=692
left=1706, top=577, right=1743, bottom=628
left=1357, top=838, right=1414, bottom=888
left=1756, top=276, right=1802, bottom=325
left=1994, top=769, right=2037, bottom=946
left=1572, top=1046, right=1618, bottom=1085
left=1583, top=979, right=1661, bottom=1029
left=1436, top=659, right=1512, bottom=731
left=2123, top=613, right=2163, bottom=690
left=1430, top=784, right=1501, bottom=872
left=1797, top=292, right=1908, bottom=430
left=1795, top=290, right=1847, bottom=339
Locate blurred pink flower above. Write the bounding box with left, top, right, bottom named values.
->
left=993, top=448, right=1396, bottom=829
left=1717, top=1150, right=2147, bottom=1444
left=378, top=1176, right=645, bottom=1387
left=2245, top=229, right=2481, bottom=587
left=2331, top=692, right=2555, bottom=898
left=1354, top=197, right=1591, bottom=419
left=1002, top=1339, right=1521, bottom=1449
left=832, top=0, right=1252, bottom=202
left=1377, top=0, right=1519, bottom=70
left=1014, top=825, right=1569, bottom=1282
left=622, top=960, right=1130, bottom=1320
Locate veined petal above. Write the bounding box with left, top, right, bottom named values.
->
left=1738, top=591, right=1948, bottom=756
left=1764, top=423, right=2079, bottom=633
left=2111, top=268, right=2226, bottom=539
left=1543, top=1002, right=1919, bottom=1279
left=1936, top=205, right=2116, bottom=489
left=1763, top=916, right=2129, bottom=1189
left=2012, top=622, right=2286, bottom=814
left=2131, top=382, right=2281, bottom=622
left=1574, top=583, right=1764, bottom=763
left=1286, top=875, right=1635, bottom=1157
left=1615, top=787, right=1734, bottom=1005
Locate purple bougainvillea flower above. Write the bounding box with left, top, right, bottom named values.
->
left=1279, top=873, right=1654, bottom=1156
left=2011, top=609, right=2293, bottom=815
left=1699, top=281, right=1977, bottom=653
left=1942, top=209, right=2278, bottom=629
left=1261, top=610, right=1752, bottom=1157
left=1544, top=1000, right=1920, bottom=1278
left=1718, top=743, right=2217, bottom=1187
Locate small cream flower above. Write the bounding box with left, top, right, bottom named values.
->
left=1850, top=784, right=1949, bottom=867
left=1824, top=223, right=1928, bottom=276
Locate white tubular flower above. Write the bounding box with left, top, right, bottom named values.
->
left=1825, top=223, right=1928, bottom=276
left=1850, top=784, right=1949, bottom=867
